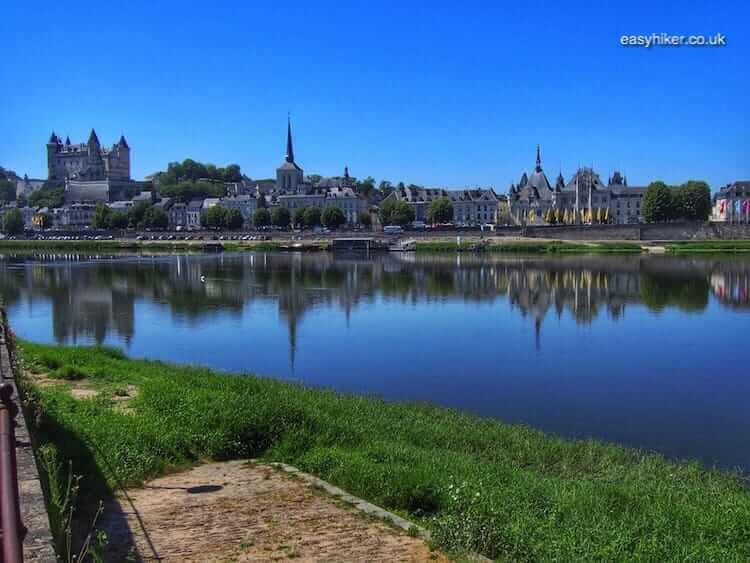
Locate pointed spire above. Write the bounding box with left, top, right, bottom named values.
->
left=285, top=115, right=294, bottom=163
left=65, top=136, right=71, bottom=145
left=535, top=145, right=542, bottom=172
left=118, top=134, right=129, bottom=149
left=48, top=131, right=58, bottom=144
left=344, top=165, right=349, bottom=179
left=88, top=128, right=100, bottom=145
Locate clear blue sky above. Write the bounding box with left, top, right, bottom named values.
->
left=2, top=1, right=748, bottom=190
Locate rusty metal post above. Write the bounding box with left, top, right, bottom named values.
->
left=0, top=382, right=23, bottom=563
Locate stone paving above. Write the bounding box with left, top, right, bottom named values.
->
left=0, top=312, right=56, bottom=561
left=99, top=460, right=447, bottom=562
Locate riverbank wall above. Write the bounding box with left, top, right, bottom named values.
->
left=0, top=309, right=56, bottom=561
left=514, top=222, right=750, bottom=241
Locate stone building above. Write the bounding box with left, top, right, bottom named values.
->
left=220, top=195, right=257, bottom=227
left=47, top=129, right=130, bottom=182
left=712, top=181, right=750, bottom=222
left=507, top=147, right=646, bottom=225
left=382, top=186, right=500, bottom=225
left=276, top=118, right=304, bottom=192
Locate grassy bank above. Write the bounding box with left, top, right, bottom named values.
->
left=16, top=342, right=750, bottom=561
left=0, top=239, right=287, bottom=253
left=415, top=239, right=644, bottom=254
left=665, top=240, right=750, bottom=253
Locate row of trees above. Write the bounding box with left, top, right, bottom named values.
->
left=159, top=159, right=242, bottom=185
left=641, top=180, right=711, bottom=223
left=92, top=202, right=168, bottom=230
left=253, top=206, right=349, bottom=229
left=201, top=206, right=244, bottom=230
left=159, top=180, right=226, bottom=203
left=379, top=197, right=455, bottom=225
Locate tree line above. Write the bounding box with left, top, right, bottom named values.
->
left=641, top=180, right=711, bottom=223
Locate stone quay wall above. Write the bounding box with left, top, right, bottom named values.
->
left=0, top=309, right=56, bottom=561
left=517, top=222, right=750, bottom=241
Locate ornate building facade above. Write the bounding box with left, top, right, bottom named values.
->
left=507, top=147, right=646, bottom=225
left=47, top=129, right=130, bottom=182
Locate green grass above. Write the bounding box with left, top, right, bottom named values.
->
left=665, top=240, right=750, bottom=253
left=415, top=240, right=644, bottom=254
left=18, top=341, right=750, bottom=561
left=0, top=239, right=327, bottom=254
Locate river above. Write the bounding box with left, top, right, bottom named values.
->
left=1, top=250, right=748, bottom=471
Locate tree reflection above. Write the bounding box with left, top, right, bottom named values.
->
left=0, top=252, right=748, bottom=349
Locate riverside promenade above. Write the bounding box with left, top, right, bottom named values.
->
left=0, top=309, right=55, bottom=561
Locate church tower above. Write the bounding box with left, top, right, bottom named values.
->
left=276, top=117, right=304, bottom=192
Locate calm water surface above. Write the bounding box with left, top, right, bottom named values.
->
left=1, top=251, right=749, bottom=471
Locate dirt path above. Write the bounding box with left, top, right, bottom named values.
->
left=99, top=460, right=447, bottom=562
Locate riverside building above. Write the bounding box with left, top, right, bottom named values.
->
left=507, top=147, right=647, bottom=225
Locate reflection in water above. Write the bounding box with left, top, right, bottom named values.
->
left=2, top=251, right=750, bottom=472
left=1, top=252, right=746, bottom=351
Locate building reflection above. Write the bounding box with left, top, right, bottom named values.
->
left=0, top=251, right=748, bottom=351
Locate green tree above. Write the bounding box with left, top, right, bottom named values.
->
left=321, top=206, right=346, bottom=229
left=92, top=203, right=113, bottom=229
left=293, top=207, right=307, bottom=228
left=2, top=208, right=23, bottom=235
left=271, top=207, right=291, bottom=228
left=110, top=211, right=129, bottom=229
left=253, top=208, right=271, bottom=228
left=160, top=180, right=225, bottom=202
left=303, top=207, right=321, bottom=227
left=0, top=179, right=15, bottom=202
left=204, top=205, right=228, bottom=229
left=143, top=207, right=168, bottom=230
left=28, top=183, right=65, bottom=209
left=356, top=176, right=376, bottom=199
left=676, top=181, right=711, bottom=221
left=225, top=208, right=244, bottom=230
left=159, top=159, right=242, bottom=185
left=427, top=197, right=453, bottom=224
left=380, top=200, right=414, bottom=226
left=358, top=211, right=372, bottom=228
left=641, top=181, right=674, bottom=223
left=128, top=201, right=151, bottom=228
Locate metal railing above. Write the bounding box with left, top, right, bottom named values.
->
left=0, top=382, right=23, bottom=563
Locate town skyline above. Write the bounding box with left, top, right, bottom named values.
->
left=3, top=2, right=748, bottom=190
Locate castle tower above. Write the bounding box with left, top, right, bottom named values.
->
left=87, top=129, right=102, bottom=161
left=46, top=132, right=62, bottom=180
left=114, top=135, right=131, bottom=180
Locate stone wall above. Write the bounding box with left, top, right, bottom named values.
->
left=521, top=222, right=750, bottom=241
left=0, top=309, right=56, bottom=561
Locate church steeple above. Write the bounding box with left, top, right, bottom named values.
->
left=88, top=128, right=100, bottom=147
left=285, top=116, right=295, bottom=163
left=535, top=145, right=542, bottom=172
